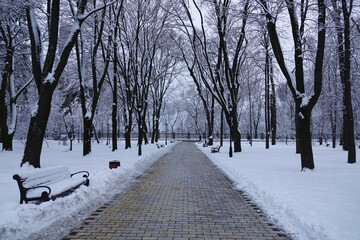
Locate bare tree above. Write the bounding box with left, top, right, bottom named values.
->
left=74, top=0, right=112, bottom=156
left=259, top=0, right=326, bottom=170
left=330, top=0, right=356, bottom=163
left=21, top=0, right=95, bottom=167
left=150, top=44, right=180, bottom=144
left=175, top=0, right=251, bottom=153
left=270, top=56, right=277, bottom=145
left=108, top=0, right=124, bottom=151
left=0, top=0, right=31, bottom=151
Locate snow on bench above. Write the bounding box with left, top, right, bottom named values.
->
left=156, top=143, right=165, bottom=148
left=211, top=145, right=221, bottom=153
left=13, top=165, right=89, bottom=204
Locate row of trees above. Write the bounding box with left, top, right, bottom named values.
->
left=173, top=0, right=358, bottom=170
left=0, top=0, right=181, bottom=167
left=0, top=0, right=359, bottom=170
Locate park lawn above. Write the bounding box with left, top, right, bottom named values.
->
left=199, top=141, right=360, bottom=240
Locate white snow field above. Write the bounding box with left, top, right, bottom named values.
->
left=0, top=139, right=359, bottom=240
left=198, top=141, right=360, bottom=240
left=0, top=140, right=175, bottom=240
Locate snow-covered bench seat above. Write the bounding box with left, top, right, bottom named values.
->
left=211, top=145, right=221, bottom=153
left=156, top=143, right=165, bottom=148
left=13, top=165, right=89, bottom=204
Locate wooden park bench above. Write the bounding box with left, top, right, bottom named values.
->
left=211, top=145, right=221, bottom=153
left=156, top=143, right=165, bottom=148
left=13, top=165, right=89, bottom=204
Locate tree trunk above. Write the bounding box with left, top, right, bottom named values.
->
left=83, top=117, right=92, bottom=156
left=298, top=106, right=315, bottom=170
left=208, top=95, right=215, bottom=146
left=220, top=109, right=224, bottom=147
left=137, top=112, right=143, bottom=156
left=232, top=113, right=242, bottom=152
left=0, top=85, right=14, bottom=150
left=331, top=0, right=356, bottom=163
left=1, top=131, right=14, bottom=151
left=233, top=127, right=242, bottom=153
left=264, top=35, right=270, bottom=149
left=124, top=108, right=132, bottom=149
left=142, top=116, right=149, bottom=145
left=21, top=87, right=55, bottom=167
left=112, top=41, right=118, bottom=151
left=295, top=105, right=301, bottom=153
left=112, top=99, right=118, bottom=151
left=124, top=129, right=131, bottom=149
left=342, top=0, right=356, bottom=163
left=270, top=57, right=277, bottom=145
left=151, top=118, right=157, bottom=143
left=0, top=44, right=15, bottom=151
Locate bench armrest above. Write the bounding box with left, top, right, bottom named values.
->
left=71, top=171, right=89, bottom=178
left=27, top=185, right=52, bottom=196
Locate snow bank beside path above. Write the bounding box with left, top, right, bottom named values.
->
left=0, top=140, right=175, bottom=240
left=198, top=141, right=360, bottom=240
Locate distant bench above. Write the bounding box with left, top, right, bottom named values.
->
left=13, top=165, right=89, bottom=204
left=211, top=145, right=221, bottom=153
left=156, top=143, right=165, bottom=148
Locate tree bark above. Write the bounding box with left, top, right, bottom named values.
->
left=220, top=109, right=224, bottom=147
left=331, top=0, right=356, bottom=163
left=270, top=57, right=277, bottom=145
left=137, top=112, right=143, bottom=156
left=227, top=110, right=242, bottom=153
left=298, top=106, right=315, bottom=169
left=22, top=85, right=56, bottom=167
left=112, top=43, right=118, bottom=151
left=208, top=95, right=215, bottom=146
left=82, top=117, right=92, bottom=156
left=264, top=37, right=270, bottom=149
left=124, top=115, right=132, bottom=149
left=0, top=46, right=14, bottom=151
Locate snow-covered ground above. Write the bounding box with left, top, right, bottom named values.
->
left=198, top=141, right=360, bottom=240
left=0, top=139, right=175, bottom=240
left=1, top=139, right=359, bottom=240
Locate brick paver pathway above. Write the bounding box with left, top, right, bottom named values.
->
left=63, top=142, right=291, bottom=240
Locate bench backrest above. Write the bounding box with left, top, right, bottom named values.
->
left=17, top=166, right=71, bottom=188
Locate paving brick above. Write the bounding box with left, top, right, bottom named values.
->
left=62, top=143, right=291, bottom=240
